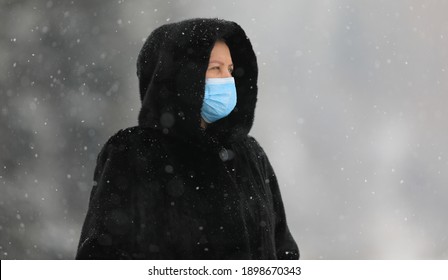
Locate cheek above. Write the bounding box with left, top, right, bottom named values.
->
left=205, top=70, right=219, bottom=79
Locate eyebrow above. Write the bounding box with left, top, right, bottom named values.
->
left=209, top=60, right=233, bottom=66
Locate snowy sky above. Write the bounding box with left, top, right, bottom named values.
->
left=1, top=0, right=447, bottom=259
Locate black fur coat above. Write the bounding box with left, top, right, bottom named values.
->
left=76, top=18, right=299, bottom=260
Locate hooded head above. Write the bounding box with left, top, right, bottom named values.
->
left=137, top=18, right=258, bottom=150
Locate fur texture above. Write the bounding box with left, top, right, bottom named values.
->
left=76, top=18, right=299, bottom=259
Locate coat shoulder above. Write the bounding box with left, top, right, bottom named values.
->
left=244, top=135, right=267, bottom=156
left=104, top=126, right=163, bottom=150
left=102, top=126, right=166, bottom=174
left=244, top=134, right=260, bottom=147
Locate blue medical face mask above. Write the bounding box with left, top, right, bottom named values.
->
left=201, top=77, right=237, bottom=123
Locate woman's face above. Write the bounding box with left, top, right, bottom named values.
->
left=206, top=40, right=234, bottom=79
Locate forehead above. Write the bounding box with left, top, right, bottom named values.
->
left=209, top=41, right=233, bottom=62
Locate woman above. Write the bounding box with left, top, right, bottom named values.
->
left=76, top=18, right=299, bottom=259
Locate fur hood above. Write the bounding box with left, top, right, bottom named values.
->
left=137, top=18, right=258, bottom=150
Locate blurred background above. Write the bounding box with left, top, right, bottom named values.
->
left=1, top=0, right=447, bottom=259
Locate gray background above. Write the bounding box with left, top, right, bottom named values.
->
left=1, top=0, right=447, bottom=259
